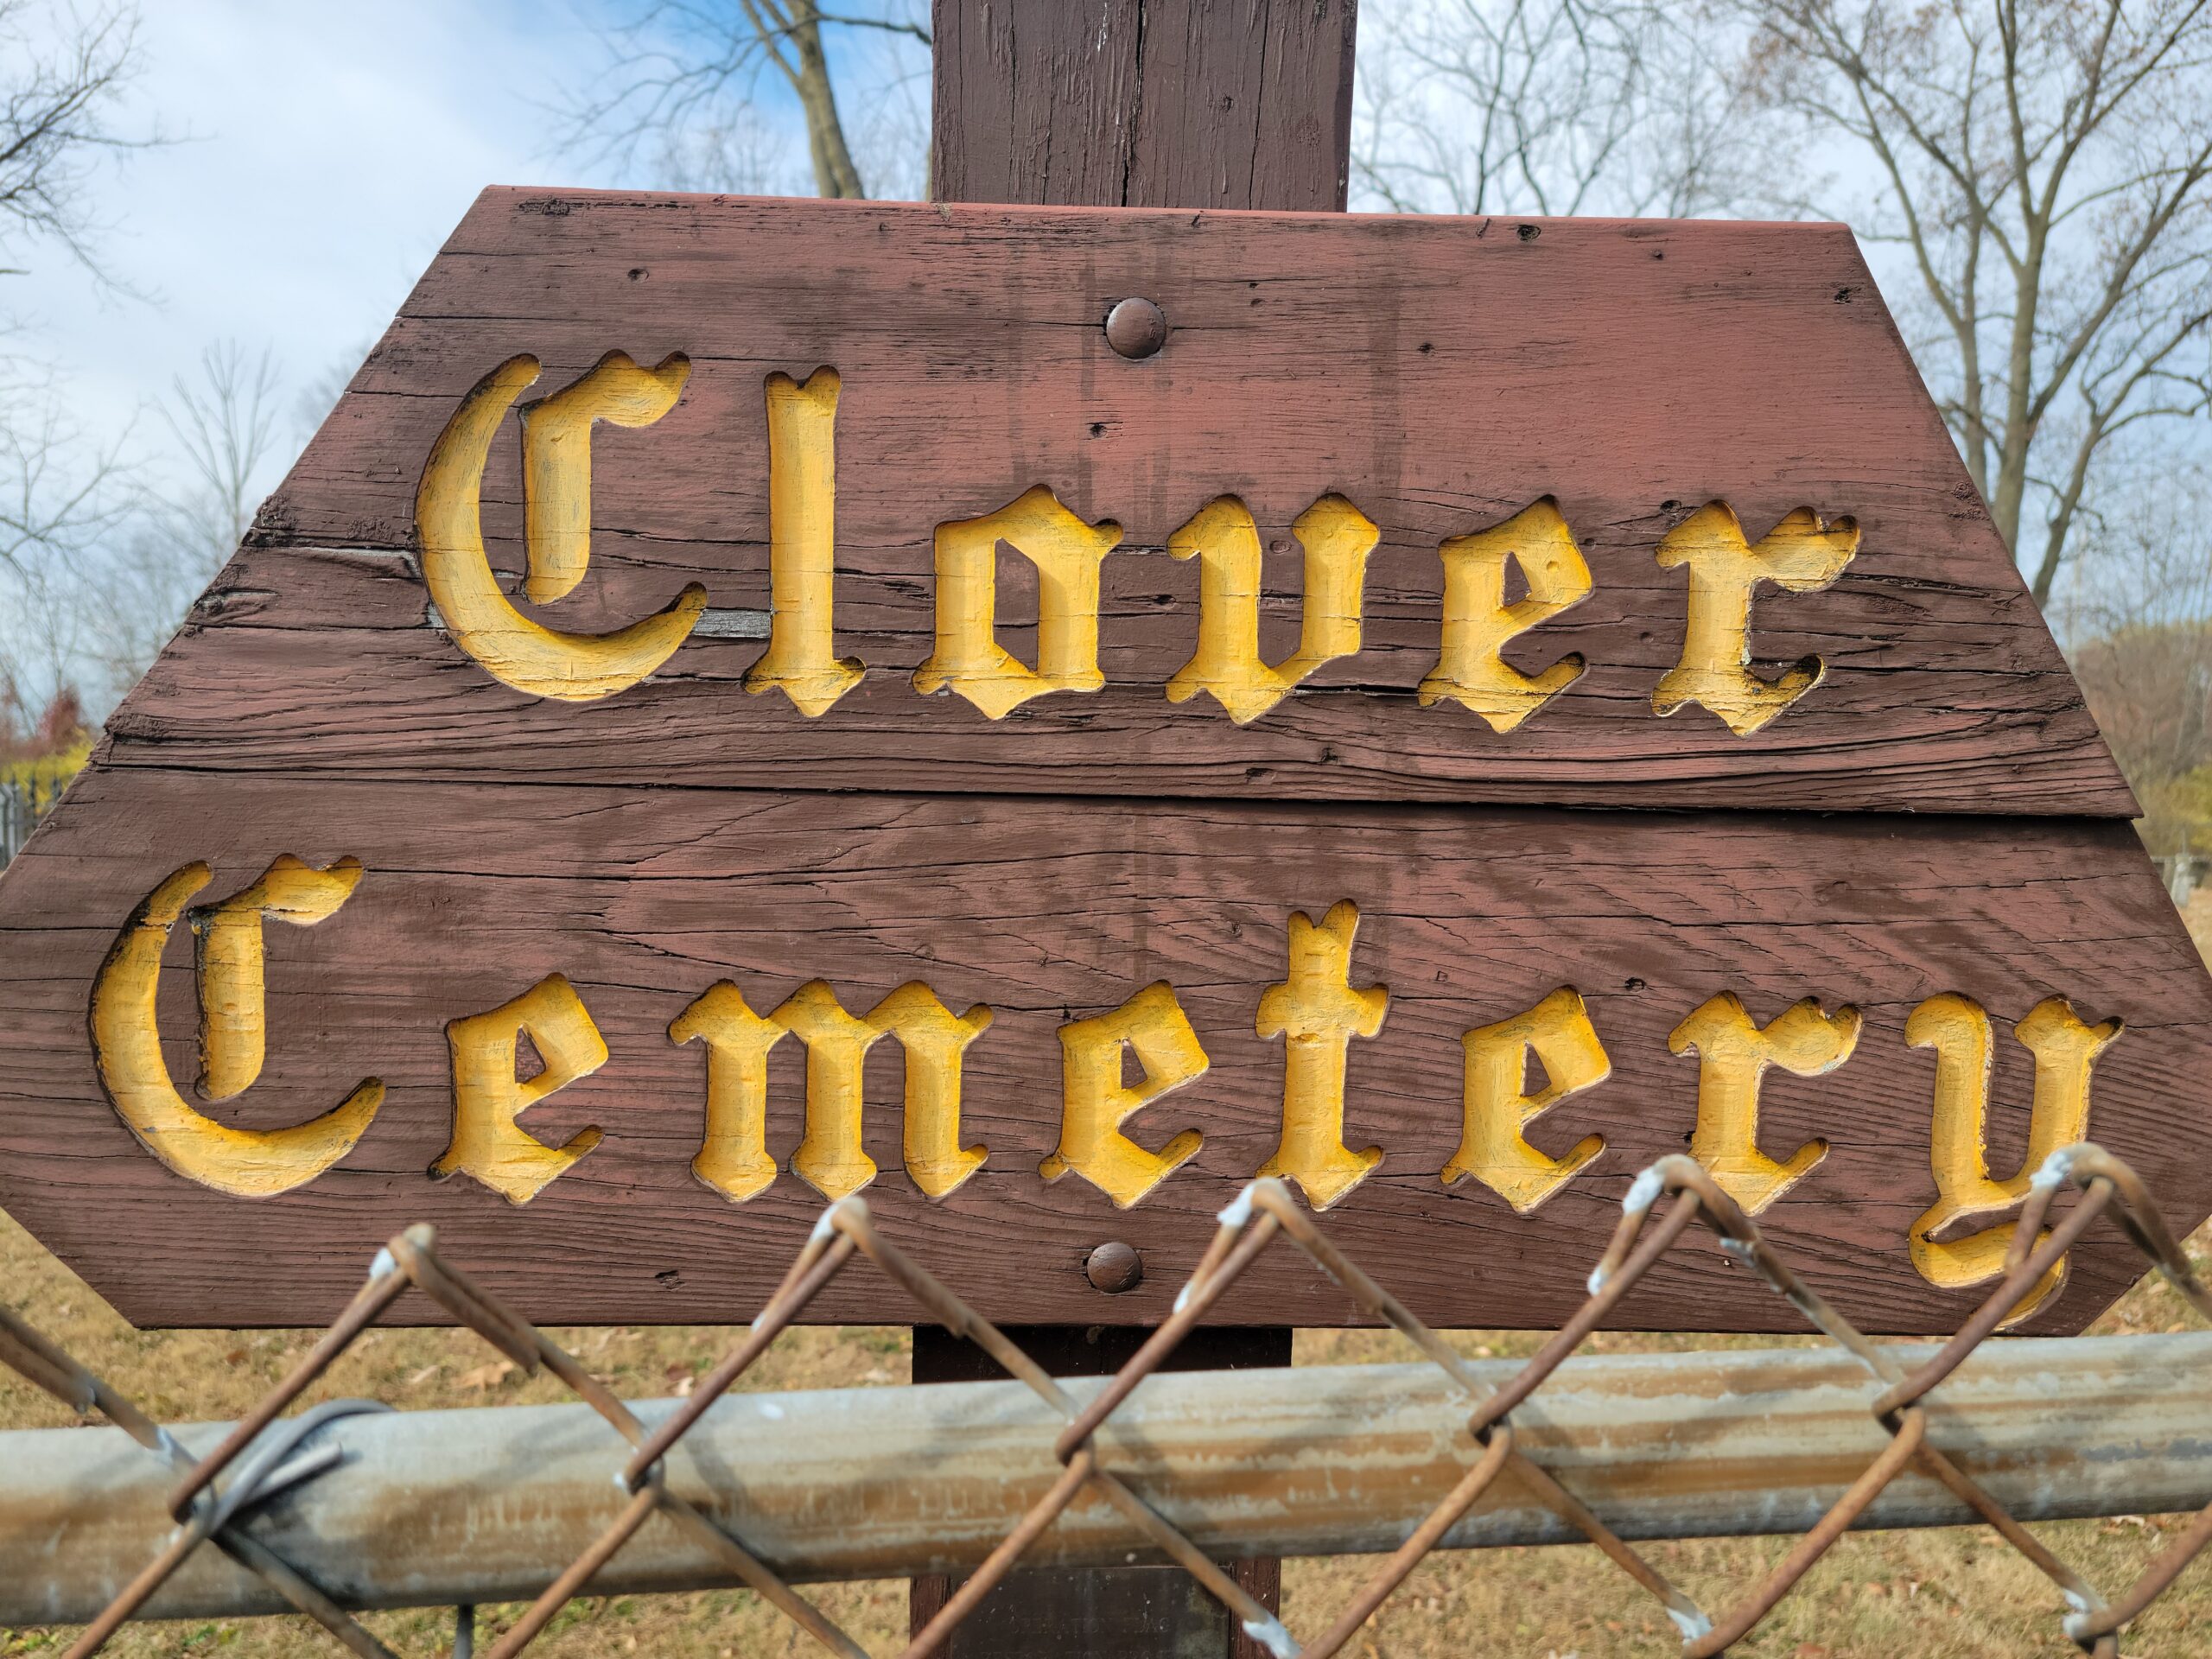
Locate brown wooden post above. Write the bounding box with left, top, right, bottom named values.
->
left=914, top=3, right=1357, bottom=1651
left=931, top=0, right=1357, bottom=213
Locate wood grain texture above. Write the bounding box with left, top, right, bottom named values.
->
left=930, top=0, right=1357, bottom=212
left=101, top=194, right=2129, bottom=817
left=2, top=767, right=2203, bottom=1334
left=926, top=15, right=1331, bottom=1642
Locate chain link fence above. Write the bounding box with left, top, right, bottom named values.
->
left=4, top=1141, right=2210, bottom=1658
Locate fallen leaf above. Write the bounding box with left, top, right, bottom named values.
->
left=406, top=1364, right=441, bottom=1388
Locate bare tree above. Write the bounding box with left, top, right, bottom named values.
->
left=0, top=0, right=148, bottom=278
left=87, top=343, right=286, bottom=696
left=563, top=1, right=931, bottom=200
left=1732, top=1, right=2212, bottom=603
left=0, top=375, right=118, bottom=704
left=0, top=368, right=124, bottom=578
left=1351, top=2, right=2211, bottom=610
left=2055, top=459, right=2212, bottom=849
left=155, top=340, right=282, bottom=563
left=1353, top=0, right=1754, bottom=217
left=0, top=1, right=151, bottom=719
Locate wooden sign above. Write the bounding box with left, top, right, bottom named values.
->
left=1, top=190, right=2203, bottom=1335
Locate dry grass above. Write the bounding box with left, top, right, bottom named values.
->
left=2182, top=888, right=2212, bottom=964
left=6, top=1208, right=2211, bottom=1657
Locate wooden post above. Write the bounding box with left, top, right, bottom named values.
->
left=915, top=3, right=1357, bottom=1651
left=931, top=0, right=1357, bottom=213
left=909, top=1325, right=1294, bottom=1657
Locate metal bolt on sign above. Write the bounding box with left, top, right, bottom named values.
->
left=1103, top=298, right=1169, bottom=359
left=7, top=1140, right=2212, bottom=1657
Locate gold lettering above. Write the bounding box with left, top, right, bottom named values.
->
left=192, top=855, right=365, bottom=1102
left=1166, top=495, right=1377, bottom=724
left=1255, top=900, right=1387, bottom=1209
left=745, top=368, right=863, bottom=715
left=775, top=980, right=884, bottom=1199
left=1651, top=503, right=1858, bottom=734
left=520, top=353, right=689, bottom=603
left=1044, top=982, right=1207, bottom=1208
left=91, top=862, right=382, bottom=1198
left=913, top=485, right=1122, bottom=718
left=1907, top=993, right=2118, bottom=1319
left=1672, top=992, right=1858, bottom=1214
left=673, top=979, right=990, bottom=1205
left=417, top=353, right=706, bottom=702
left=867, top=982, right=993, bottom=1200
left=670, top=981, right=784, bottom=1203
left=1444, top=986, right=1608, bottom=1213
left=1418, top=498, right=1591, bottom=731
left=765, top=979, right=995, bottom=1201
left=434, top=974, right=608, bottom=1204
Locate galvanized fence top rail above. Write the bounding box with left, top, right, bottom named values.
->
left=4, top=1140, right=2210, bottom=1659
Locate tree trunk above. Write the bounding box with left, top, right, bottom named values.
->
left=790, top=0, right=867, bottom=199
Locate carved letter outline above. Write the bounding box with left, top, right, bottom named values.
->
left=1907, top=993, right=2118, bottom=1322
left=435, top=974, right=609, bottom=1205
left=1046, top=982, right=1208, bottom=1208
left=914, top=485, right=1122, bottom=718
left=1673, top=991, right=1858, bottom=1214
left=1255, top=900, right=1388, bottom=1210
left=418, top=352, right=706, bottom=702
left=91, top=860, right=383, bottom=1198
left=1652, top=503, right=1857, bottom=734
left=1167, top=495, right=1378, bottom=724
left=1446, top=986, right=1609, bottom=1213
left=1419, top=497, right=1592, bottom=731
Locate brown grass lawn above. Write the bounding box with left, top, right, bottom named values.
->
left=5, top=1205, right=2211, bottom=1658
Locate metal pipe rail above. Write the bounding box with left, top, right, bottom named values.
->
left=7, top=1332, right=2209, bottom=1628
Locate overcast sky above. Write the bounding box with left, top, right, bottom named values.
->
left=8, top=2, right=600, bottom=458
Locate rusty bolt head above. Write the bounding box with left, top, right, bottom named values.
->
left=1103, top=297, right=1168, bottom=359
left=1085, top=1241, right=1144, bottom=1294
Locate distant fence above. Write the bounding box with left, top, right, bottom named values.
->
left=0, top=747, right=86, bottom=865
left=2161, top=854, right=2212, bottom=908
left=0, top=779, right=30, bottom=866
left=5, top=1144, right=2211, bottom=1659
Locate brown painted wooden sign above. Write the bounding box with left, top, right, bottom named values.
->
left=1, top=190, right=2203, bottom=1334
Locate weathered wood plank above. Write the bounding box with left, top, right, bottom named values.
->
left=930, top=0, right=1357, bottom=212
left=100, top=194, right=2127, bottom=817
left=1, top=767, right=2200, bottom=1333
left=930, top=17, right=1354, bottom=1643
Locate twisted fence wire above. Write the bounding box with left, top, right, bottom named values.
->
left=4, top=1139, right=2211, bottom=1658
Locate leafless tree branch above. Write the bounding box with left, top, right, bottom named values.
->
left=1731, top=0, right=2212, bottom=601
left=558, top=0, right=929, bottom=200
